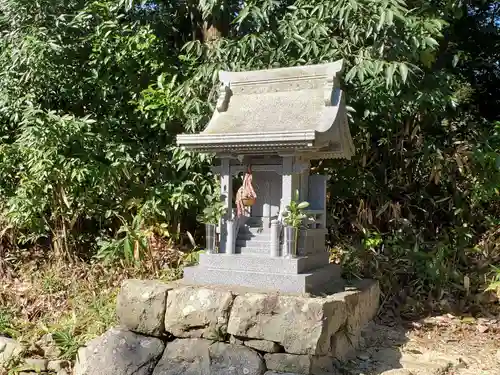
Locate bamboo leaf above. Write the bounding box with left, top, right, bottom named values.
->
left=357, top=66, right=365, bottom=83
left=376, top=201, right=390, bottom=217
left=399, top=63, right=408, bottom=83
left=424, top=37, right=439, bottom=48
left=345, top=66, right=357, bottom=82
left=385, top=63, right=396, bottom=87
left=124, top=238, right=133, bottom=262
left=236, top=6, right=251, bottom=24
left=377, top=10, right=386, bottom=31
left=386, top=9, right=393, bottom=25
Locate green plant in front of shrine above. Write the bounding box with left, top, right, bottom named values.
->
left=282, top=190, right=313, bottom=257
left=282, top=190, right=311, bottom=229
left=197, top=184, right=227, bottom=253
left=198, top=179, right=226, bottom=224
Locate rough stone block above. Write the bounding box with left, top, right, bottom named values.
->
left=152, top=339, right=266, bottom=375
left=47, top=360, right=70, bottom=372
left=227, top=292, right=346, bottom=355
left=356, top=279, right=380, bottom=324
left=264, top=353, right=337, bottom=374
left=35, top=333, right=62, bottom=359
left=152, top=338, right=211, bottom=375
left=0, top=337, right=23, bottom=367
left=164, top=286, right=234, bottom=339
left=117, top=279, right=172, bottom=336
left=244, top=339, right=282, bottom=353
left=209, top=342, right=266, bottom=375
left=73, top=327, right=164, bottom=375
left=328, top=329, right=361, bottom=361
left=20, top=358, right=48, bottom=372
left=229, top=336, right=245, bottom=345
left=329, top=280, right=380, bottom=334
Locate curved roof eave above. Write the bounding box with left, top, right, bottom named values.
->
left=176, top=61, right=356, bottom=160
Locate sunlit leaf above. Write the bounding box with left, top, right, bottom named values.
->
left=399, top=63, right=408, bottom=83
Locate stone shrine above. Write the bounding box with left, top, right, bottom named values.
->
left=177, top=60, right=354, bottom=293
left=72, top=62, right=380, bottom=375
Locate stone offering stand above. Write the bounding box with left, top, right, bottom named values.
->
left=74, top=279, right=379, bottom=375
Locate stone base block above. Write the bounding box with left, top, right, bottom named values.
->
left=198, top=252, right=331, bottom=274
left=183, top=262, right=342, bottom=294
left=80, top=279, right=380, bottom=375
left=116, top=279, right=379, bottom=359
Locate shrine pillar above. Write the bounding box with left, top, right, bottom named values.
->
left=281, top=156, right=294, bottom=209
left=219, top=158, right=233, bottom=254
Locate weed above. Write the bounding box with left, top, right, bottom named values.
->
left=485, top=265, right=500, bottom=301
left=52, top=328, right=81, bottom=361
left=0, top=257, right=170, bottom=362
left=183, top=249, right=204, bottom=267
left=40, top=270, right=66, bottom=294
left=0, top=308, right=18, bottom=338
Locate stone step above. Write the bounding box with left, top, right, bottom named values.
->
left=236, top=232, right=270, bottom=241
left=236, top=246, right=270, bottom=255
left=244, top=217, right=264, bottom=227
left=198, top=253, right=331, bottom=274
left=238, top=227, right=270, bottom=236
left=182, top=263, right=344, bottom=294
left=235, top=238, right=271, bottom=246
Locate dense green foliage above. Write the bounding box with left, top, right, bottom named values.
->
left=0, top=0, right=499, bottom=309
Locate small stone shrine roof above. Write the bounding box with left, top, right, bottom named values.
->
left=177, top=60, right=355, bottom=159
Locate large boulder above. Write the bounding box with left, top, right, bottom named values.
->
left=164, top=287, right=234, bottom=339
left=117, top=279, right=172, bottom=336
left=73, top=327, right=164, bottom=375
left=0, top=337, right=23, bottom=368
left=152, top=339, right=265, bottom=375
left=227, top=293, right=346, bottom=355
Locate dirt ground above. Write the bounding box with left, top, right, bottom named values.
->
left=339, top=314, right=500, bottom=375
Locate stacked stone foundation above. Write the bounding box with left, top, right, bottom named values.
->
left=75, top=279, right=380, bottom=375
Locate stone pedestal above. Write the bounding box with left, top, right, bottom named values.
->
left=79, top=278, right=382, bottom=375
left=183, top=253, right=343, bottom=294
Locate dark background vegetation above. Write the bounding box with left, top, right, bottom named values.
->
left=0, top=0, right=499, bottom=318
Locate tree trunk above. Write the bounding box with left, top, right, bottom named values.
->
left=202, top=21, right=222, bottom=42
left=200, top=0, right=229, bottom=43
